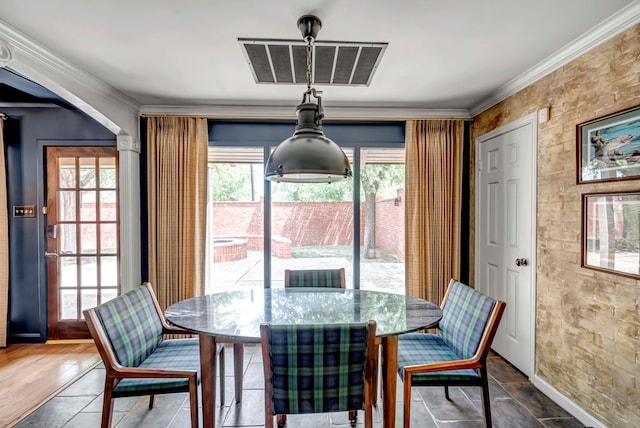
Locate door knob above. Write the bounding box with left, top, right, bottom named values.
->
left=515, top=258, right=528, bottom=266
left=44, top=251, right=58, bottom=258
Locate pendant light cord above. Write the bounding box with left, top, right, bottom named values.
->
left=299, top=16, right=323, bottom=123
left=306, top=39, right=312, bottom=91
left=301, top=37, right=314, bottom=104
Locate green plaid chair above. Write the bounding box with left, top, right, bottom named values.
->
left=260, top=321, right=377, bottom=428
left=83, top=283, right=225, bottom=428
left=284, top=268, right=346, bottom=288
left=397, top=280, right=506, bottom=428
left=283, top=267, right=381, bottom=414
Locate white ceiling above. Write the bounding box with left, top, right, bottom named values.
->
left=0, top=0, right=638, bottom=119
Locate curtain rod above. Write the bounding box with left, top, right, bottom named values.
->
left=140, top=113, right=474, bottom=121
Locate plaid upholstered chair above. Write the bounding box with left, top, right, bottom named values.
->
left=397, top=279, right=506, bottom=428
left=284, top=267, right=346, bottom=288
left=83, top=283, right=225, bottom=428
left=260, top=321, right=377, bottom=428
left=283, top=267, right=380, bottom=419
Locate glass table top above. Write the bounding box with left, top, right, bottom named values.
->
left=165, top=288, right=442, bottom=342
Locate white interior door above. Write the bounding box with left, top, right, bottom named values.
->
left=476, top=114, right=536, bottom=376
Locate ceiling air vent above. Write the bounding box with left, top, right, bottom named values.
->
left=238, top=38, right=387, bottom=86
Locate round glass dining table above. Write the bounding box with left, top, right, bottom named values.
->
left=165, top=288, right=442, bottom=428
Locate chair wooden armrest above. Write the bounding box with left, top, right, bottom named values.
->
left=397, top=280, right=506, bottom=428
left=84, top=283, right=226, bottom=428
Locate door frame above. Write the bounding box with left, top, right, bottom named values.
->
left=474, top=112, right=538, bottom=377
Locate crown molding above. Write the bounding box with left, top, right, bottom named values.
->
left=3, top=1, right=637, bottom=127
left=0, top=102, right=59, bottom=108
left=140, top=104, right=471, bottom=120
left=470, top=0, right=640, bottom=117
left=0, top=19, right=141, bottom=137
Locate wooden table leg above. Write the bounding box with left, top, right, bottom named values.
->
left=233, top=343, right=244, bottom=402
left=199, top=335, right=217, bottom=428
left=381, top=336, right=398, bottom=428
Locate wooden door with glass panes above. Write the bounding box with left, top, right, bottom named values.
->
left=46, top=147, right=119, bottom=339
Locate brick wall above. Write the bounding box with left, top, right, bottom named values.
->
left=375, top=189, right=405, bottom=260
left=471, top=24, right=640, bottom=427
left=211, top=196, right=404, bottom=258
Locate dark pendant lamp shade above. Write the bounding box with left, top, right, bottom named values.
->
left=264, top=14, right=353, bottom=184
left=265, top=103, right=352, bottom=183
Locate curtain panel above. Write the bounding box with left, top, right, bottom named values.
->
left=0, top=115, right=8, bottom=347
left=146, top=116, right=208, bottom=310
left=405, top=119, right=464, bottom=304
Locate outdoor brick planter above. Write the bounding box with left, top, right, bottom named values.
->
left=212, top=238, right=248, bottom=263
left=271, top=236, right=292, bottom=258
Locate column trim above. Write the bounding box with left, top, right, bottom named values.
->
left=117, top=134, right=141, bottom=293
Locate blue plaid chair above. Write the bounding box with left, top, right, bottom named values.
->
left=284, top=267, right=380, bottom=418
left=397, top=280, right=506, bottom=428
left=83, top=283, right=225, bottom=428
left=260, top=321, right=377, bottom=428
left=284, top=268, right=346, bottom=288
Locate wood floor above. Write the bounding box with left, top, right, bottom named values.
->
left=0, top=341, right=100, bottom=427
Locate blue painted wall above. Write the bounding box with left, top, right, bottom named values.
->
left=209, top=119, right=406, bottom=146
left=3, top=107, right=115, bottom=342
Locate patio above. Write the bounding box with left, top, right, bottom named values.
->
left=208, top=249, right=406, bottom=295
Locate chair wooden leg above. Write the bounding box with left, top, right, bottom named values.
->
left=372, top=344, right=379, bottom=405
left=444, top=385, right=451, bottom=400
left=265, top=413, right=274, bottom=428
left=403, top=372, right=412, bottom=428
left=264, top=371, right=274, bottom=428
left=189, top=375, right=199, bottom=428
left=101, top=380, right=114, bottom=428
left=233, top=343, right=244, bottom=402
left=219, top=346, right=226, bottom=405
left=364, top=402, right=372, bottom=428
left=364, top=371, right=373, bottom=428
left=148, top=394, right=155, bottom=409
left=276, top=414, right=286, bottom=426
left=480, top=367, right=492, bottom=428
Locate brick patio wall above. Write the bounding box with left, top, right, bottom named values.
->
left=211, top=195, right=404, bottom=259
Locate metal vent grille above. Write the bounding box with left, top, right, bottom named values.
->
left=239, top=38, right=387, bottom=86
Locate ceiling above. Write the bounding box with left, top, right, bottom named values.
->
left=0, top=0, right=638, bottom=118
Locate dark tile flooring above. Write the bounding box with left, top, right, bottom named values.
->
left=16, top=346, right=586, bottom=428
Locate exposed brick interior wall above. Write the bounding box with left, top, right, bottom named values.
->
left=211, top=196, right=404, bottom=258
left=471, top=24, right=640, bottom=427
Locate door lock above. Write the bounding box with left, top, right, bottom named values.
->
left=44, top=251, right=58, bottom=258
left=515, top=258, right=528, bottom=266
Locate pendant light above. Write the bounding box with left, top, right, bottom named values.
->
left=264, top=15, right=353, bottom=183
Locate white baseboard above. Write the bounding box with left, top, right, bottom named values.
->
left=531, top=375, right=606, bottom=428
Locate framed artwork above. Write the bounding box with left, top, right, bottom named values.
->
left=577, top=104, right=640, bottom=183
left=582, top=191, right=640, bottom=279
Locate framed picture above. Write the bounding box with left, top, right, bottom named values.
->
left=577, top=104, right=640, bottom=183
left=582, top=191, right=640, bottom=279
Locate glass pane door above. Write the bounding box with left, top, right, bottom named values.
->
left=207, top=147, right=264, bottom=292
left=358, top=148, right=405, bottom=294
left=270, top=174, right=354, bottom=288
left=46, top=146, right=118, bottom=339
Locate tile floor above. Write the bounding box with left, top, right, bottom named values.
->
left=16, top=345, right=586, bottom=428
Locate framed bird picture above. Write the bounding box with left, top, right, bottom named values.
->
left=577, top=104, right=640, bottom=184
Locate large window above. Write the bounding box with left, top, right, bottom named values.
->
left=206, top=121, right=404, bottom=293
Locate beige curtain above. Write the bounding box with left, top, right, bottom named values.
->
left=147, top=116, right=208, bottom=310
left=405, top=119, right=464, bottom=304
left=0, top=115, right=8, bottom=347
